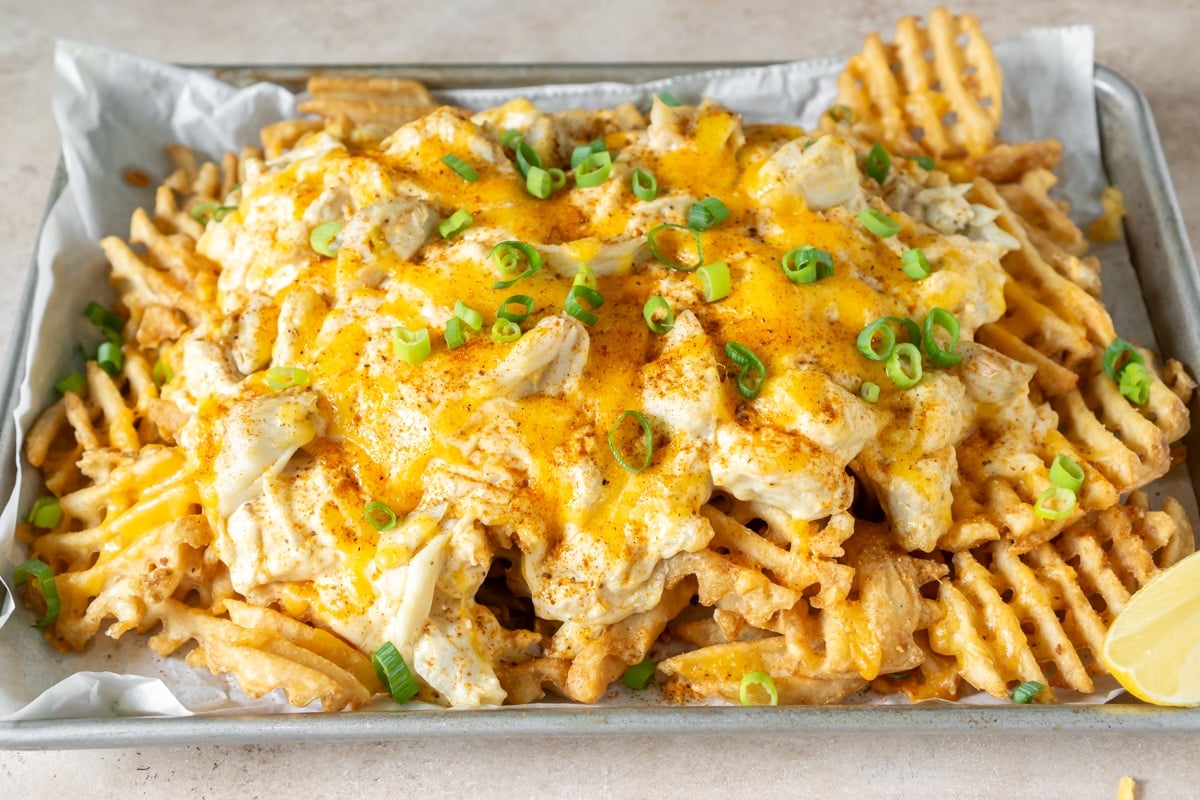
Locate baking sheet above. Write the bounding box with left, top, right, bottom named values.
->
left=2, top=27, right=1199, bottom=736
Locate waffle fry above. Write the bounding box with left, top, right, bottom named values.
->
left=10, top=9, right=1197, bottom=714
left=834, top=8, right=1001, bottom=158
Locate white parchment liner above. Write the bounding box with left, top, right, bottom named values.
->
left=2, top=27, right=1148, bottom=720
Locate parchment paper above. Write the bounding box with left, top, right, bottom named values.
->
left=0, top=27, right=1136, bottom=720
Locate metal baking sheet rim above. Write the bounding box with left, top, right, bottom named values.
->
left=1, top=63, right=1198, bottom=749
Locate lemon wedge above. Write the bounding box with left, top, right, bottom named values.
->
left=1102, top=550, right=1200, bottom=706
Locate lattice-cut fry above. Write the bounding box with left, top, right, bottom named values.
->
left=665, top=548, right=799, bottom=629
left=658, top=635, right=868, bottom=705
left=965, top=139, right=1062, bottom=185
left=299, top=75, right=437, bottom=130
left=975, top=324, right=1079, bottom=397
left=930, top=495, right=1194, bottom=700
left=701, top=504, right=854, bottom=608
left=260, top=119, right=325, bottom=160
left=557, top=579, right=695, bottom=703
left=834, top=8, right=1001, bottom=158
left=869, top=633, right=961, bottom=701
left=128, top=208, right=219, bottom=311
left=1055, top=350, right=1189, bottom=494
left=998, top=168, right=1088, bottom=256
left=102, top=236, right=208, bottom=325
left=496, top=658, right=571, bottom=705
left=308, top=75, right=434, bottom=105
left=149, top=599, right=376, bottom=711
left=1027, top=228, right=1103, bottom=298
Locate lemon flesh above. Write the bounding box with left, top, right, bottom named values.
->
left=1103, top=549, right=1200, bottom=706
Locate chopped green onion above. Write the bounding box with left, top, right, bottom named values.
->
left=499, top=129, right=522, bottom=148
left=28, top=496, right=63, bottom=529
left=55, top=372, right=86, bottom=395
left=828, top=104, right=854, bottom=124
left=441, top=153, right=480, bottom=182
left=1011, top=680, right=1045, bottom=704
left=96, top=341, right=123, bottom=376
left=573, top=262, right=597, bottom=289
left=1102, top=337, right=1145, bottom=381
left=526, top=165, right=553, bottom=199
left=392, top=326, right=431, bottom=364
left=574, top=151, right=613, bottom=188
left=857, top=318, right=897, bottom=361
left=454, top=300, right=483, bottom=332
left=12, top=559, right=62, bottom=629
left=1049, top=454, right=1084, bottom=493
left=647, top=223, right=704, bottom=271
left=886, top=343, right=923, bottom=388
left=901, top=248, right=930, bottom=280
left=657, top=91, right=681, bottom=107
left=438, top=209, right=473, bottom=239
left=697, top=262, right=731, bottom=302
left=514, top=140, right=541, bottom=177
left=489, top=241, right=544, bottom=289
left=190, top=200, right=219, bottom=224
left=865, top=143, right=891, bottom=184
left=310, top=220, right=344, bottom=257
left=1119, top=361, right=1151, bottom=406
left=548, top=168, right=567, bottom=190
left=211, top=205, right=238, bottom=222
left=861, top=381, right=880, bottom=403
left=725, top=342, right=767, bottom=399
left=84, top=302, right=123, bottom=333
left=910, top=155, right=936, bottom=171
left=491, top=318, right=522, bottom=344
left=687, top=197, right=731, bottom=231
left=1034, top=486, right=1077, bottom=520
left=631, top=168, right=658, bottom=201
left=372, top=641, right=420, bottom=702
left=621, top=658, right=656, bottom=690
left=152, top=360, right=173, bottom=387
left=570, top=138, right=607, bottom=170
left=445, top=317, right=467, bottom=350
left=922, top=307, right=963, bottom=368
left=608, top=410, right=654, bottom=472
left=642, top=296, right=675, bottom=335
left=565, top=285, right=605, bottom=326
left=781, top=246, right=834, bottom=284
left=738, top=671, right=779, bottom=706
left=363, top=500, right=398, bottom=532
left=858, top=208, right=903, bottom=238
left=265, top=366, right=309, bottom=391
left=497, top=295, right=535, bottom=324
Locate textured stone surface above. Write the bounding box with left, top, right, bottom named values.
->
left=2, top=1, right=1199, bottom=796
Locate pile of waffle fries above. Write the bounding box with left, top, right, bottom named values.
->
left=12, top=8, right=1195, bottom=710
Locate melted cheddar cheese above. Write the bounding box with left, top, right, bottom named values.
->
left=171, top=97, right=1013, bottom=706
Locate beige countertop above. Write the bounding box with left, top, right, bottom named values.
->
left=2, top=1, right=1198, bottom=797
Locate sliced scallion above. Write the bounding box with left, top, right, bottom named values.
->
left=490, top=241, right=544, bottom=289
left=526, top=165, right=553, bottom=199
left=514, top=140, right=541, bottom=177
left=12, top=559, right=61, bottom=629
left=441, top=153, right=480, bottom=182
left=574, top=151, right=613, bottom=188
left=725, top=342, right=766, bottom=399
left=1102, top=337, right=1144, bottom=381
left=620, top=658, right=656, bottom=690
left=392, top=326, right=431, bottom=364
left=372, top=641, right=420, bottom=702
left=858, top=208, right=902, bottom=238
left=1049, top=454, right=1084, bottom=493
left=96, top=341, right=123, bottom=376
left=265, top=366, right=309, bottom=391
left=438, top=209, right=473, bottom=239
left=631, top=168, right=658, bottom=201
left=686, top=197, right=730, bottom=231
left=1034, top=486, right=1077, bottom=520
left=781, top=246, right=834, bottom=284
left=607, top=410, right=654, bottom=472
left=84, top=302, right=123, bottom=333
left=886, top=343, right=923, bottom=388
left=1119, top=361, right=1151, bottom=406
left=865, top=143, right=891, bottom=184
left=1011, top=680, right=1045, bottom=704
left=573, top=262, right=597, bottom=289
left=642, top=296, right=675, bottom=335
left=548, top=168, right=567, bottom=190
left=657, top=91, right=681, bottom=107
left=28, top=496, right=62, bottom=529
left=445, top=316, right=467, bottom=350
left=738, top=671, right=779, bottom=706
left=454, top=300, right=483, bottom=332
left=363, top=500, right=398, bottom=532
left=152, top=360, right=173, bottom=387
left=565, top=285, right=605, bottom=326
left=310, top=220, right=344, bottom=257
left=647, top=223, right=703, bottom=272
left=491, top=318, right=522, bottom=344
left=570, top=138, right=606, bottom=170
left=861, top=381, right=880, bottom=403
left=910, top=155, right=935, bottom=171
left=499, top=129, right=522, bottom=148
left=901, top=248, right=930, bottom=280
left=697, top=262, right=731, bottom=302
left=497, top=295, right=535, bottom=324
left=55, top=372, right=86, bottom=395
left=828, top=104, right=854, bottom=123
left=922, top=308, right=963, bottom=367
